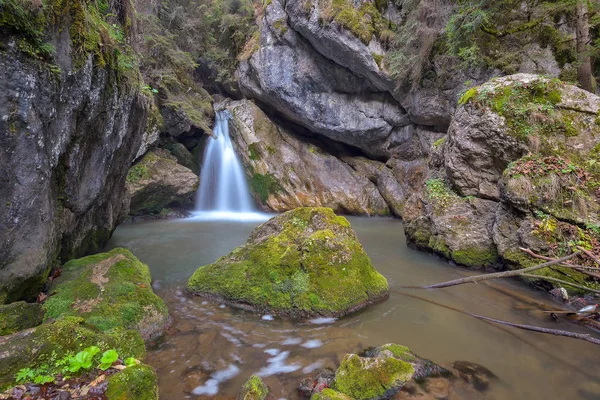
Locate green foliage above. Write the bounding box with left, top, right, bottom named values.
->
left=14, top=346, right=130, bottom=386
left=67, top=346, right=100, bottom=373
left=425, top=178, right=461, bottom=211
left=313, top=0, right=395, bottom=45
left=99, top=349, right=119, bottom=370
left=445, top=0, right=600, bottom=78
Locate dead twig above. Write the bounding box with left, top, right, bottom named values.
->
left=576, top=245, right=600, bottom=267
left=520, top=248, right=600, bottom=280
left=467, top=313, right=600, bottom=345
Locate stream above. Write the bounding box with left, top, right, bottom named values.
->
left=106, top=216, right=600, bottom=399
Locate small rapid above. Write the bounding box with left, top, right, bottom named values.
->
left=193, top=110, right=267, bottom=221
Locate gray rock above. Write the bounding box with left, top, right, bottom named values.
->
left=0, top=43, right=147, bottom=303
left=164, top=141, right=199, bottom=174
left=236, top=0, right=409, bottom=159
left=126, top=149, right=199, bottom=215
left=224, top=99, right=390, bottom=215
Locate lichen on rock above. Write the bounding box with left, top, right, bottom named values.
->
left=187, top=207, right=389, bottom=318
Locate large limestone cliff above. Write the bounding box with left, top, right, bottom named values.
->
left=0, top=3, right=149, bottom=303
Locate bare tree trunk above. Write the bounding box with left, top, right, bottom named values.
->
left=576, top=0, right=593, bottom=92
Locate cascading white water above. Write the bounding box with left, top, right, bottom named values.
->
left=193, top=110, right=267, bottom=221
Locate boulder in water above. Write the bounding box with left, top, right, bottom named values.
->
left=238, top=375, right=271, bottom=400
left=187, top=207, right=389, bottom=318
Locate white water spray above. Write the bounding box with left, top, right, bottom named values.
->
left=192, top=110, right=268, bottom=221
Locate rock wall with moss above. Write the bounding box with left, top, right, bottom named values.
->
left=0, top=0, right=150, bottom=303
left=403, top=74, right=600, bottom=294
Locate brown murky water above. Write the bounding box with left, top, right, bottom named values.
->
left=106, top=216, right=600, bottom=399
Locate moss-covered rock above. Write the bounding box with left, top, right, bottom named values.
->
left=187, top=207, right=389, bottom=318
left=311, top=388, right=353, bottom=400
left=238, top=375, right=270, bottom=400
left=106, top=364, right=159, bottom=400
left=0, top=317, right=145, bottom=390
left=43, top=248, right=169, bottom=341
left=0, top=301, right=44, bottom=336
left=331, top=353, right=414, bottom=400
left=126, top=149, right=199, bottom=216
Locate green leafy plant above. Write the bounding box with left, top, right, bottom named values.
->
left=124, top=357, right=138, bottom=367
left=99, top=349, right=119, bottom=371
left=67, top=346, right=100, bottom=373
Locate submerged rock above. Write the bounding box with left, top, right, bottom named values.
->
left=187, top=207, right=389, bottom=318
left=43, top=248, right=170, bottom=341
left=0, top=301, right=44, bottom=336
left=126, top=149, right=199, bottom=216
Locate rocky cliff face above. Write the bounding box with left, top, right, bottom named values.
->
left=0, top=18, right=148, bottom=302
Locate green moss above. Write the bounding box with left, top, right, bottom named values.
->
left=452, top=246, right=499, bottom=268
left=249, top=172, right=282, bottom=203
left=248, top=142, right=261, bottom=161
left=468, top=78, right=577, bottom=141
left=425, top=179, right=462, bottom=213
left=378, top=344, right=416, bottom=363
left=239, top=375, right=269, bottom=400
left=43, top=248, right=169, bottom=340
left=312, top=388, right=353, bottom=400
left=0, top=317, right=145, bottom=390
left=458, top=87, right=477, bottom=105
left=314, top=0, right=395, bottom=44
left=188, top=208, right=388, bottom=317
left=432, top=137, right=446, bottom=148
left=331, top=354, right=414, bottom=399
left=106, top=364, right=158, bottom=400
left=0, top=301, right=45, bottom=336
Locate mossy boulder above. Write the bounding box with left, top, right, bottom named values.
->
left=238, top=375, right=270, bottom=400
left=0, top=317, right=145, bottom=390
left=331, top=353, right=414, bottom=400
left=187, top=207, right=389, bottom=318
left=43, top=248, right=169, bottom=341
left=311, top=388, right=353, bottom=400
left=0, top=301, right=44, bottom=336
left=106, top=364, right=159, bottom=400
left=126, top=149, right=199, bottom=216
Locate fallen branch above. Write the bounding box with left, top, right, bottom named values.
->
left=467, top=313, right=600, bottom=346
left=576, top=246, right=600, bottom=267
left=519, top=248, right=600, bottom=280
left=520, top=273, right=600, bottom=295
left=419, top=252, right=580, bottom=289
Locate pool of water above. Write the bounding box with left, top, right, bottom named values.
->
left=106, top=216, right=600, bottom=399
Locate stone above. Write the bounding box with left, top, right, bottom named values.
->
left=187, top=207, right=389, bottom=318
left=105, top=364, right=159, bottom=400
left=330, top=353, right=414, bottom=400
left=0, top=44, right=147, bottom=304
left=126, top=149, right=199, bottom=215
left=0, top=317, right=145, bottom=390
left=43, top=248, right=170, bottom=341
left=238, top=375, right=270, bottom=400
left=164, top=141, right=199, bottom=175
left=236, top=0, right=409, bottom=159
left=223, top=99, right=389, bottom=215
left=0, top=301, right=44, bottom=336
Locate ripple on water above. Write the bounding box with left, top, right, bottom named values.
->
left=191, top=364, right=240, bottom=395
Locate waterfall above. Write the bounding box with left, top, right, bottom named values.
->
left=193, top=110, right=267, bottom=221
